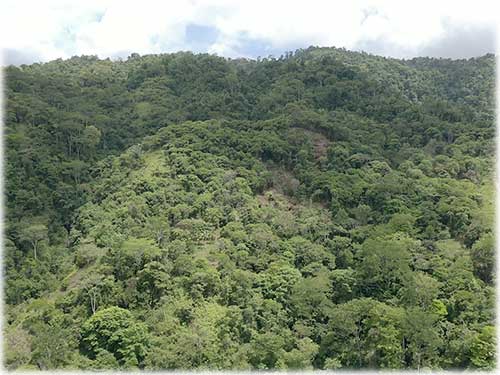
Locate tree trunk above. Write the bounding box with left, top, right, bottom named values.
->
left=33, top=241, right=38, bottom=260
left=89, top=290, right=98, bottom=314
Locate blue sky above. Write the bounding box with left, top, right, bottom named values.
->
left=1, top=0, right=497, bottom=65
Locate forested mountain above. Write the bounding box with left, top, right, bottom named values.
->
left=4, top=47, right=495, bottom=370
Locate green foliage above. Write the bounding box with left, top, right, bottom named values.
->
left=470, top=326, right=496, bottom=369
left=80, top=307, right=150, bottom=368
left=471, top=233, right=494, bottom=284
left=4, top=48, right=495, bottom=370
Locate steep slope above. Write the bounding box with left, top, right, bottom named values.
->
left=4, top=49, right=495, bottom=370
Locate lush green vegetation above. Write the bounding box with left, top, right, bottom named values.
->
left=4, top=47, right=495, bottom=370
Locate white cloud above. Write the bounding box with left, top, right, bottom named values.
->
left=0, top=0, right=497, bottom=64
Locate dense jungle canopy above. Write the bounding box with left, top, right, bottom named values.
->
left=3, top=47, right=495, bottom=370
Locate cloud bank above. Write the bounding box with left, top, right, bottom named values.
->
left=1, top=0, right=497, bottom=65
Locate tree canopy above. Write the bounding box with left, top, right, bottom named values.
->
left=4, top=47, right=495, bottom=370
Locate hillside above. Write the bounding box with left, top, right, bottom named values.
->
left=4, top=47, right=495, bottom=370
